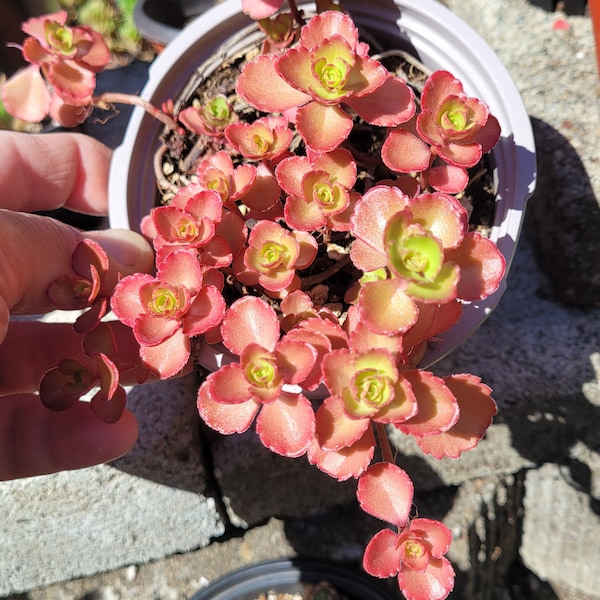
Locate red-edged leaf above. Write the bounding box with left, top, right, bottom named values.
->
left=395, top=371, right=459, bottom=437
left=408, top=193, right=468, bottom=250
left=358, top=279, right=419, bottom=335
left=308, top=425, right=375, bottom=481
left=236, top=54, right=309, bottom=112
left=183, top=285, right=227, bottom=337
left=445, top=232, right=506, bottom=301
left=428, top=164, right=469, bottom=194
left=363, top=529, right=403, bottom=578
left=255, top=391, right=315, bottom=457
left=39, top=359, right=96, bottom=411
left=349, top=76, right=415, bottom=127
left=90, top=383, right=126, bottom=424
left=382, top=128, right=431, bottom=173
left=110, top=273, right=155, bottom=326
left=206, top=364, right=253, bottom=404
left=397, top=556, right=455, bottom=600
left=74, top=297, right=108, bottom=334
left=416, top=374, right=497, bottom=459
left=357, top=462, right=414, bottom=527
left=221, top=296, right=281, bottom=355
left=275, top=339, right=318, bottom=386
left=409, top=518, right=452, bottom=558
left=315, top=396, right=370, bottom=451
left=296, top=102, right=353, bottom=152
left=139, top=329, right=190, bottom=379
left=197, top=378, right=259, bottom=434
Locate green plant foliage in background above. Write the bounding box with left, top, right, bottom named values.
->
left=58, top=0, right=144, bottom=56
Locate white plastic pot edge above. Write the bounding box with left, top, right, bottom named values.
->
left=109, top=0, right=536, bottom=372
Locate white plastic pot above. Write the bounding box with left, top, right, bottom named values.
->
left=109, top=0, right=536, bottom=370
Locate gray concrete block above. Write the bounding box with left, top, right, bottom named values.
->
left=521, top=463, right=600, bottom=597
left=210, top=429, right=358, bottom=528
left=0, top=374, right=225, bottom=595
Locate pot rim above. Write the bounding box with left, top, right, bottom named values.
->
left=188, top=557, right=398, bottom=600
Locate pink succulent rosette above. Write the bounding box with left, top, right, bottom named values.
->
left=236, top=11, right=415, bottom=151
left=416, top=70, right=501, bottom=168
left=111, top=249, right=226, bottom=378
left=235, top=220, right=318, bottom=293
left=197, top=296, right=317, bottom=457
left=178, top=94, right=238, bottom=137
left=2, top=11, right=110, bottom=125
left=276, top=148, right=358, bottom=231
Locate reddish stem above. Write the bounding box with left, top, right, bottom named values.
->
left=287, top=0, right=306, bottom=27
left=375, top=422, right=395, bottom=464
left=92, top=92, right=180, bottom=133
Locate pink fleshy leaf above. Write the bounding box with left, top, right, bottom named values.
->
left=158, top=249, right=204, bottom=297
left=296, top=102, right=353, bottom=152
left=420, top=70, right=463, bottom=114
left=275, top=338, right=318, bottom=386
left=256, top=391, right=315, bottom=457
left=299, top=10, right=359, bottom=50
left=315, top=396, right=371, bottom=451
left=74, top=297, right=108, bottom=334
left=221, top=296, right=281, bottom=355
left=402, top=301, right=463, bottom=355
left=197, top=377, right=259, bottom=434
left=39, top=358, right=96, bottom=411
left=348, top=76, right=415, bottom=127
left=358, top=279, right=419, bottom=335
left=445, top=232, right=506, bottom=301
left=382, top=128, right=431, bottom=173
left=183, top=285, right=227, bottom=337
left=206, top=364, right=253, bottom=404
left=110, top=273, right=156, bottom=327
left=242, top=0, right=283, bottom=19
left=49, top=96, right=92, bottom=127
left=376, top=376, right=418, bottom=424
left=47, top=59, right=96, bottom=105
left=357, top=462, right=414, bottom=527
left=2, top=65, right=51, bottom=122
left=416, top=374, right=497, bottom=459
left=435, top=140, right=482, bottom=169
left=236, top=54, right=310, bottom=113
left=134, top=312, right=181, bottom=347
left=276, top=155, right=311, bottom=198
left=241, top=162, right=283, bottom=218
left=350, top=185, right=410, bottom=261
left=397, top=556, right=455, bottom=600
left=408, top=192, right=468, bottom=250
left=428, top=165, right=469, bottom=194
left=363, top=529, right=403, bottom=578
left=395, top=371, right=460, bottom=437
left=139, top=328, right=190, bottom=379
left=307, top=425, right=375, bottom=481
left=409, top=518, right=453, bottom=558
left=91, top=382, right=126, bottom=424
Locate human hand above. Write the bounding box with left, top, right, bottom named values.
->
left=0, top=132, right=155, bottom=480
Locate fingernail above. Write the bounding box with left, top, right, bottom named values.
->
left=89, top=229, right=153, bottom=269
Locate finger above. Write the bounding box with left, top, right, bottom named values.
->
left=0, top=321, right=146, bottom=396
left=0, top=211, right=154, bottom=340
left=0, top=131, right=112, bottom=215
left=0, top=394, right=138, bottom=481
